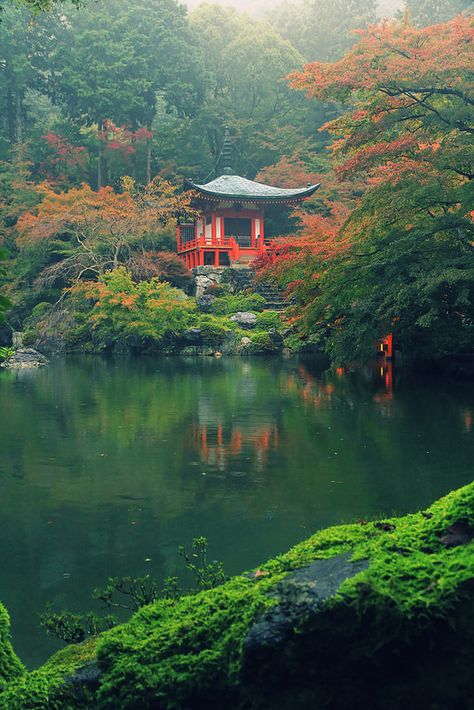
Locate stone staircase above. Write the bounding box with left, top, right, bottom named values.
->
left=232, top=253, right=255, bottom=268
left=253, top=282, right=289, bottom=311
left=226, top=267, right=289, bottom=311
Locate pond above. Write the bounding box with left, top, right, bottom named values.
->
left=0, top=355, right=472, bottom=667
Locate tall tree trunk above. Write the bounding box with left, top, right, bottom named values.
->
left=145, top=93, right=156, bottom=184
left=5, top=61, right=18, bottom=144
left=97, top=119, right=106, bottom=188
left=5, top=67, right=15, bottom=145
left=14, top=90, right=23, bottom=144
left=6, top=87, right=15, bottom=144
left=97, top=119, right=103, bottom=189
left=146, top=117, right=152, bottom=184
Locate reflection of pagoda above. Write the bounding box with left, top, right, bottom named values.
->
left=193, top=421, right=280, bottom=472
left=177, top=128, right=320, bottom=269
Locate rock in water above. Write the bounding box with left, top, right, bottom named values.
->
left=1, top=348, right=49, bottom=369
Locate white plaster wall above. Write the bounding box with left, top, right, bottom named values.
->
left=254, top=218, right=261, bottom=240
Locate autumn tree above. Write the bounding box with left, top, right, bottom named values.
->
left=15, top=178, right=196, bottom=290
left=263, top=16, right=474, bottom=365
left=0, top=144, right=41, bottom=241
left=71, top=267, right=195, bottom=348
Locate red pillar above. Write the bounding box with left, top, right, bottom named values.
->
left=211, top=214, right=217, bottom=245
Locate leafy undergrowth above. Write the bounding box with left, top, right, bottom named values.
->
left=1, top=483, right=473, bottom=709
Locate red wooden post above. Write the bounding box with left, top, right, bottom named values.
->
left=386, top=333, right=393, bottom=359
left=212, top=214, right=217, bottom=245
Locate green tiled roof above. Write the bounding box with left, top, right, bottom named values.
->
left=184, top=174, right=320, bottom=202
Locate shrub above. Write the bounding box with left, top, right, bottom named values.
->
left=249, top=331, right=280, bottom=354
left=197, top=316, right=229, bottom=346
left=255, top=311, right=282, bottom=330
left=22, top=302, right=53, bottom=343
left=29, top=301, right=53, bottom=321
left=205, top=283, right=228, bottom=297
left=72, top=268, right=195, bottom=347
left=0, top=346, right=15, bottom=362
left=211, top=293, right=266, bottom=315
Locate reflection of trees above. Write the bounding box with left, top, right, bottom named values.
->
left=276, top=360, right=474, bottom=516
left=1, top=355, right=472, bottom=520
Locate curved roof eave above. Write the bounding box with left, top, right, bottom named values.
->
left=183, top=177, right=321, bottom=202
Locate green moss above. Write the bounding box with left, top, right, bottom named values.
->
left=1, top=483, right=473, bottom=708
left=95, top=583, right=277, bottom=708
left=248, top=331, right=280, bottom=353
left=255, top=311, right=282, bottom=330
left=196, top=316, right=229, bottom=347
left=0, top=639, right=98, bottom=709
left=0, top=604, right=24, bottom=691
left=211, top=293, right=266, bottom=315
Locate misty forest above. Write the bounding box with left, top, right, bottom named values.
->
left=0, top=0, right=473, bottom=708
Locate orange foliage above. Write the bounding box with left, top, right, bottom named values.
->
left=288, top=16, right=473, bottom=186
left=257, top=200, right=351, bottom=286
left=256, top=155, right=321, bottom=188
left=16, top=179, right=196, bottom=249
left=290, top=16, right=473, bottom=100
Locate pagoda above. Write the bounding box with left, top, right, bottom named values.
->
left=177, top=130, right=320, bottom=269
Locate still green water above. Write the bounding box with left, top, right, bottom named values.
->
left=0, top=355, right=472, bottom=667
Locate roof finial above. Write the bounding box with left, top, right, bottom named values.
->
left=222, top=126, right=233, bottom=175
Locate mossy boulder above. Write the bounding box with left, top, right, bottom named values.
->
left=1, top=483, right=474, bottom=709
left=0, top=604, right=23, bottom=691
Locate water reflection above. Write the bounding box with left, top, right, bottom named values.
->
left=191, top=361, right=397, bottom=474
left=0, top=355, right=472, bottom=667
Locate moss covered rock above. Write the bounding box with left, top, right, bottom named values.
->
left=1, top=483, right=473, bottom=709
left=0, top=604, right=23, bottom=691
